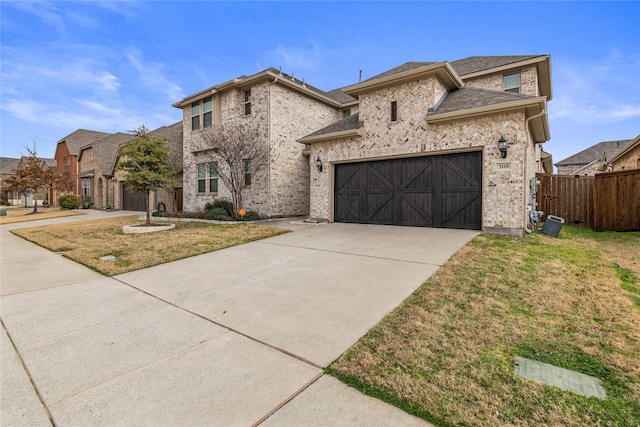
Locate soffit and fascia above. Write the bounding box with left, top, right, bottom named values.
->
left=426, top=96, right=550, bottom=143
left=342, top=62, right=464, bottom=97
left=172, top=69, right=345, bottom=109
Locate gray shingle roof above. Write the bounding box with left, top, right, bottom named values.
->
left=0, top=157, right=21, bottom=174
left=57, top=129, right=111, bottom=156
left=301, top=113, right=363, bottom=139
left=148, top=122, right=183, bottom=169
left=450, top=55, right=543, bottom=76
left=429, top=87, right=537, bottom=115
left=555, top=139, right=633, bottom=166
left=90, top=133, right=135, bottom=177
left=362, top=62, right=436, bottom=83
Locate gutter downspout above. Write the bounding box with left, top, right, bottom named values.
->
left=523, top=107, right=547, bottom=233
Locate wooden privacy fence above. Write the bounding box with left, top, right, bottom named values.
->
left=536, top=170, right=640, bottom=232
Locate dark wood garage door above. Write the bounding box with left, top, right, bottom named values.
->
left=122, top=185, right=148, bottom=211
left=334, top=152, right=482, bottom=229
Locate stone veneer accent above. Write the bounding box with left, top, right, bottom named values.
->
left=309, top=74, right=538, bottom=235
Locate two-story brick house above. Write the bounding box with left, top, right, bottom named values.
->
left=300, top=55, right=552, bottom=235
left=54, top=129, right=111, bottom=201
left=173, top=68, right=354, bottom=217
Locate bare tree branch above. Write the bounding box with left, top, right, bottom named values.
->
left=200, top=124, right=269, bottom=218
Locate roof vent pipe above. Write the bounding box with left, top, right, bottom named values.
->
left=359, top=69, right=362, bottom=82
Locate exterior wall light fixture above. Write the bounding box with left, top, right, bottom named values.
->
left=315, top=156, right=323, bottom=172
left=498, top=135, right=508, bottom=158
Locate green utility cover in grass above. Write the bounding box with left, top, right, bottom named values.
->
left=515, top=357, right=607, bottom=399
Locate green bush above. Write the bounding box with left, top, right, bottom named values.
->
left=152, top=210, right=170, bottom=217
left=205, top=207, right=232, bottom=221
left=240, top=210, right=261, bottom=221
left=59, top=194, right=80, bottom=209
left=205, top=199, right=234, bottom=217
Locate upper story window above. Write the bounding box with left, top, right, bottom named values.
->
left=504, top=72, right=520, bottom=94
left=191, top=102, right=200, bottom=130
left=244, top=90, right=252, bottom=115
left=342, top=108, right=351, bottom=119
left=191, top=96, right=213, bottom=131
left=391, top=101, right=398, bottom=122
left=64, top=156, right=70, bottom=172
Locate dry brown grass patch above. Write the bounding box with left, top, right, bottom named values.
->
left=12, top=216, right=287, bottom=276
left=329, top=227, right=640, bottom=426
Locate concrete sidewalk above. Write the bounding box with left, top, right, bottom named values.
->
left=1, top=215, right=477, bottom=426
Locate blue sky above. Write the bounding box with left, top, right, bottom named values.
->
left=1, top=1, right=639, bottom=167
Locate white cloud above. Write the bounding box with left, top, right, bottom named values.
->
left=259, top=42, right=323, bottom=72
left=551, top=51, right=640, bottom=124
left=126, top=49, right=185, bottom=101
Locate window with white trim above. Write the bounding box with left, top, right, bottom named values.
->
left=81, top=178, right=91, bottom=197
left=244, top=159, right=252, bottom=186
left=191, top=96, right=213, bottom=131
left=197, top=162, right=218, bottom=193
left=244, top=90, right=252, bottom=115
left=504, top=72, right=520, bottom=94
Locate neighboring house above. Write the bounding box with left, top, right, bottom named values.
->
left=602, top=134, right=640, bottom=172
left=54, top=129, right=111, bottom=200
left=555, top=139, right=635, bottom=176
left=112, top=122, right=184, bottom=212
left=172, top=68, right=355, bottom=217
left=301, top=55, right=552, bottom=235
left=175, top=55, right=551, bottom=235
left=78, top=133, right=133, bottom=209
left=0, top=157, right=21, bottom=205
left=6, top=156, right=57, bottom=207
left=76, top=122, right=184, bottom=212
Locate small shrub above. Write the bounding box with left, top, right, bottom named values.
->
left=59, top=194, right=80, bottom=209
left=240, top=210, right=261, bottom=221
left=205, top=207, right=232, bottom=221
left=205, top=199, right=234, bottom=217
left=152, top=210, right=170, bottom=217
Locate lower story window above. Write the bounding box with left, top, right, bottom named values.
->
left=198, top=162, right=218, bottom=193
left=81, top=178, right=91, bottom=197
left=244, top=160, right=252, bottom=186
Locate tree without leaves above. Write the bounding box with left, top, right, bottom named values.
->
left=117, top=126, right=179, bottom=224
left=200, top=124, right=269, bottom=219
left=2, top=142, right=59, bottom=214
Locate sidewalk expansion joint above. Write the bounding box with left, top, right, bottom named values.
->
left=1, top=318, right=57, bottom=427
left=259, top=241, right=442, bottom=267
left=112, top=277, right=323, bottom=370
left=251, top=372, right=325, bottom=426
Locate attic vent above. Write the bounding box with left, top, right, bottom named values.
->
left=498, top=162, right=511, bottom=170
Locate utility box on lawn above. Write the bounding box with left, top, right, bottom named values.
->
left=541, top=215, right=564, bottom=238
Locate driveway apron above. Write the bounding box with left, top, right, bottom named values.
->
left=1, top=217, right=477, bottom=426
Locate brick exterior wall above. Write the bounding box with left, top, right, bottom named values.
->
left=610, top=143, right=640, bottom=171
left=182, top=79, right=338, bottom=217
left=309, top=75, right=535, bottom=235
left=463, top=66, right=539, bottom=96
left=55, top=142, right=77, bottom=196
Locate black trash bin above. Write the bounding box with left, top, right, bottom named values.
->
left=541, top=215, right=564, bottom=237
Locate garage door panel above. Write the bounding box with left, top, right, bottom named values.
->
left=401, top=193, right=433, bottom=226
left=335, top=194, right=360, bottom=223
left=334, top=152, right=481, bottom=229
left=366, top=193, right=395, bottom=223
left=123, top=185, right=148, bottom=212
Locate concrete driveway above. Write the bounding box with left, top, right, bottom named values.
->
left=1, top=214, right=478, bottom=426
